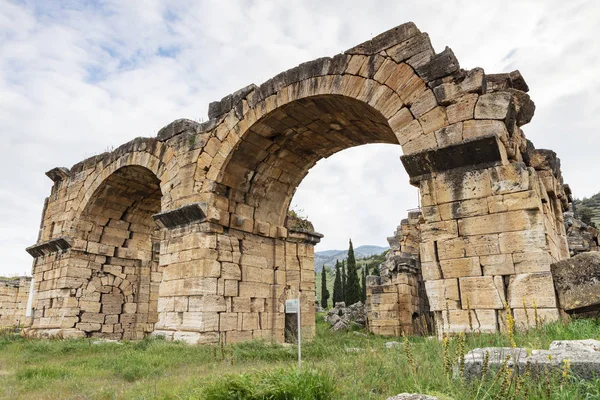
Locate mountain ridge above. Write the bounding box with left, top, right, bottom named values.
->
left=314, top=245, right=389, bottom=272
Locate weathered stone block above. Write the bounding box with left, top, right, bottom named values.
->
left=459, top=276, right=505, bottom=309
left=508, top=272, right=556, bottom=309
left=424, top=279, right=460, bottom=311
left=458, top=210, right=541, bottom=236
left=474, top=93, right=514, bottom=121
left=480, top=254, right=515, bottom=276
left=438, top=198, right=488, bottom=220
left=513, top=307, right=559, bottom=330
left=440, top=257, right=481, bottom=279
left=437, top=309, right=497, bottom=334
left=512, top=251, right=552, bottom=274
left=551, top=252, right=600, bottom=312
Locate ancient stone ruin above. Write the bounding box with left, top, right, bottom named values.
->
left=22, top=22, right=572, bottom=343
left=366, top=211, right=432, bottom=336
left=0, top=277, right=31, bottom=327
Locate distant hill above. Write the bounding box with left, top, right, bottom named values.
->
left=574, top=192, right=600, bottom=227
left=314, top=245, right=389, bottom=272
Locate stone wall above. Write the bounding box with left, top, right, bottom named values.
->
left=421, top=159, right=567, bottom=334
left=0, top=277, right=31, bottom=327
left=26, top=21, right=570, bottom=341
left=366, top=212, right=431, bottom=336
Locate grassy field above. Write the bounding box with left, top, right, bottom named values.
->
left=1, top=316, right=600, bottom=399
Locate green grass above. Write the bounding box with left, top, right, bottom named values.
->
left=1, top=316, right=600, bottom=399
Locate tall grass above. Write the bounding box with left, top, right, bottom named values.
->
left=0, top=315, right=599, bottom=399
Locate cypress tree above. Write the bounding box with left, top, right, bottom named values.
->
left=345, top=239, right=362, bottom=305
left=361, top=267, right=367, bottom=302
left=341, top=260, right=347, bottom=304
left=332, top=260, right=343, bottom=304
left=320, top=266, right=330, bottom=309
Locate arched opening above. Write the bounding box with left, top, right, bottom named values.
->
left=73, top=165, right=162, bottom=339
left=220, top=94, right=400, bottom=230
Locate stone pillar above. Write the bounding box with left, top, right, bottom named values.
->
left=419, top=161, right=563, bottom=334
left=151, top=205, right=319, bottom=344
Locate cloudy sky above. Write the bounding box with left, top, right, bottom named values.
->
left=1, top=0, right=599, bottom=276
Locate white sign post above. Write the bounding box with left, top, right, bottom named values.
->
left=285, top=298, right=301, bottom=368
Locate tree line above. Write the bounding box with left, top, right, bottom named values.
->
left=320, top=239, right=380, bottom=309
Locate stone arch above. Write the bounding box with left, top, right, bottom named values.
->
left=69, top=165, right=163, bottom=339
left=200, top=22, right=536, bottom=239
left=27, top=21, right=571, bottom=342
left=218, top=93, right=400, bottom=229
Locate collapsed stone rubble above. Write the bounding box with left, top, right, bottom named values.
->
left=564, top=211, right=599, bottom=255
left=324, top=302, right=366, bottom=331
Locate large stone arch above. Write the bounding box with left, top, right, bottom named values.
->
left=27, top=22, right=570, bottom=341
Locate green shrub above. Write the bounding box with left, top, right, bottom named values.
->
left=202, top=368, right=335, bottom=400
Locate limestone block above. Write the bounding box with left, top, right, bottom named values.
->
left=123, top=302, right=138, bottom=313
left=76, top=322, right=101, bottom=332
left=402, top=132, right=437, bottom=155
left=499, top=229, right=546, bottom=254
left=241, top=312, right=259, bottom=331
left=434, top=168, right=491, bottom=204
left=487, top=190, right=540, bottom=213
left=388, top=107, right=414, bottom=134
left=513, top=307, right=559, bottom=330
left=224, top=280, right=239, bottom=296
left=164, top=260, right=222, bottom=281
left=474, top=92, right=513, bottom=120
left=440, top=257, right=481, bottom=279
left=437, top=235, right=500, bottom=260
left=508, top=273, right=556, bottom=308
left=219, top=313, right=238, bottom=331
left=551, top=252, right=600, bottom=312
left=232, top=297, right=251, bottom=313
left=459, top=276, right=505, bottom=309
left=458, top=210, right=541, bottom=236
left=480, top=254, right=515, bottom=276
left=239, top=282, right=271, bottom=298
left=173, top=331, right=202, bottom=344
left=420, top=220, right=458, bottom=242
left=437, top=309, right=497, bottom=334
left=438, top=198, right=488, bottom=220
left=158, top=277, right=218, bottom=297
left=225, top=330, right=253, bottom=344
left=395, top=119, right=423, bottom=147
left=489, top=163, right=530, bottom=195
left=447, top=94, right=478, bottom=124
left=188, top=295, right=227, bottom=312
left=419, top=241, right=436, bottom=262
left=221, top=262, right=242, bottom=280
left=434, top=122, right=463, bottom=148
left=421, top=261, right=442, bottom=280
left=418, top=106, right=448, bottom=135
left=181, top=312, right=219, bottom=332
left=462, top=120, right=509, bottom=143
left=80, top=300, right=102, bottom=313
left=512, top=251, right=552, bottom=274
left=424, top=279, right=460, bottom=311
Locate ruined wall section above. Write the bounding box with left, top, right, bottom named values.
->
left=367, top=212, right=430, bottom=336
left=0, top=277, right=31, bottom=327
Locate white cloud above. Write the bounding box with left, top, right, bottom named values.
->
left=1, top=0, right=599, bottom=275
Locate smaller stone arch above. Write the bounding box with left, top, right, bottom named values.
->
left=76, top=269, right=151, bottom=340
